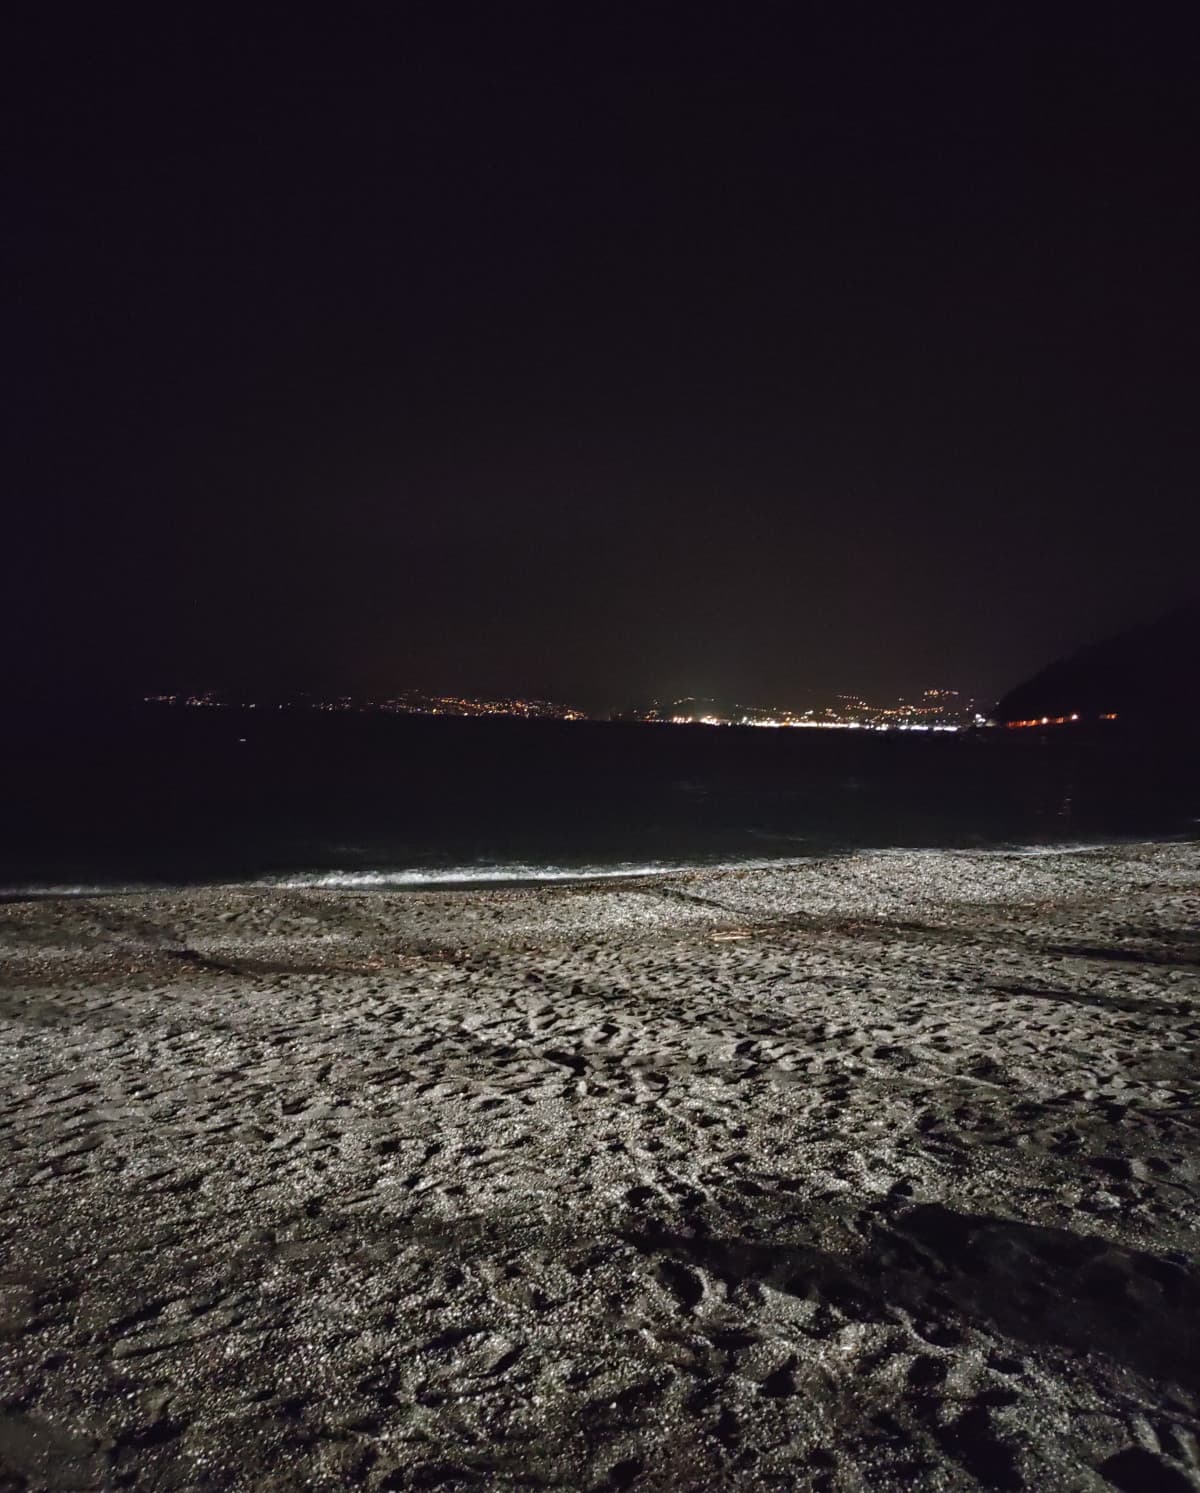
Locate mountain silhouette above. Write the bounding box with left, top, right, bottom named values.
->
left=993, top=603, right=1200, bottom=729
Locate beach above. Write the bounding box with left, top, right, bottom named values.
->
left=1, top=841, right=1198, bottom=1491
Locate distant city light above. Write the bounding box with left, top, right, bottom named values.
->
left=620, top=687, right=974, bottom=731
left=144, top=685, right=984, bottom=733
left=143, top=691, right=588, bottom=721
left=1005, top=712, right=1116, bottom=729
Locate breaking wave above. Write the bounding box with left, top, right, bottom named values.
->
left=262, top=861, right=698, bottom=889
left=0, top=836, right=1160, bottom=901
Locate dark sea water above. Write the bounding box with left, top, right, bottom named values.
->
left=1, top=709, right=1196, bottom=893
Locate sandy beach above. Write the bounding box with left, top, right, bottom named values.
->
left=1, top=841, right=1198, bottom=1491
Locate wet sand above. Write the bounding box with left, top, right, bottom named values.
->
left=1, top=842, right=1199, bottom=1490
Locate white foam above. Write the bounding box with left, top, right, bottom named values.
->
left=0, top=836, right=1169, bottom=900
left=262, top=861, right=694, bottom=889
left=255, top=841, right=1111, bottom=889
left=0, top=883, right=155, bottom=901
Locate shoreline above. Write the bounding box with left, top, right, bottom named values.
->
left=2, top=840, right=1199, bottom=1488
left=3, top=827, right=1197, bottom=904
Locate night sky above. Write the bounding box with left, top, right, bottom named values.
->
left=9, top=6, right=1199, bottom=712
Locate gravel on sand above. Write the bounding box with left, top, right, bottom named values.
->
left=2, top=841, right=1199, bottom=1490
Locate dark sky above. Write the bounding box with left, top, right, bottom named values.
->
left=8, top=5, right=1199, bottom=710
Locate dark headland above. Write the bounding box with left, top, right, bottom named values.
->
left=992, top=602, right=1200, bottom=734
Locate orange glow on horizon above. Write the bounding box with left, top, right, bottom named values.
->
left=1005, top=712, right=1117, bottom=729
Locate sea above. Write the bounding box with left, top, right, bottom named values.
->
left=1, top=708, right=1195, bottom=896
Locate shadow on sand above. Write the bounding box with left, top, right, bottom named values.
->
left=626, top=1202, right=1200, bottom=1393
